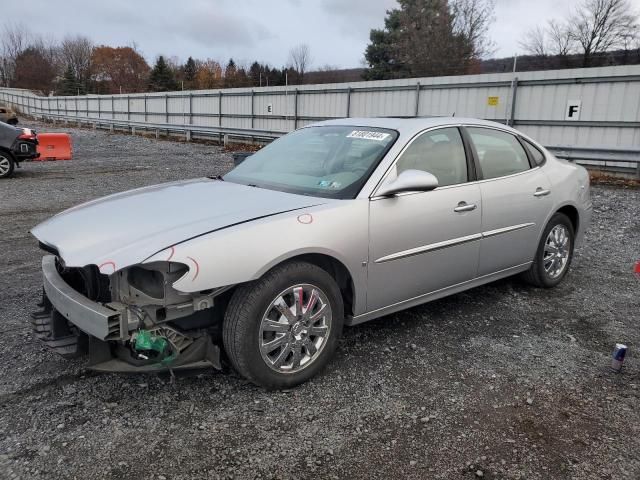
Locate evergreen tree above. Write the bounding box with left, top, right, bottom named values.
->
left=60, top=65, right=80, bottom=95
left=224, top=58, right=237, bottom=87
left=148, top=55, right=178, bottom=92
left=363, top=9, right=406, bottom=80
left=364, top=0, right=474, bottom=79
left=183, top=56, right=197, bottom=85
left=248, top=61, right=262, bottom=86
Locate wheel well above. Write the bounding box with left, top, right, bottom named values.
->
left=286, top=253, right=355, bottom=318
left=0, top=147, right=14, bottom=158
left=557, top=205, right=579, bottom=233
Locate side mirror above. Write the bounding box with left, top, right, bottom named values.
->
left=376, top=169, right=439, bottom=197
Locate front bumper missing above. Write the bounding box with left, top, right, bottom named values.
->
left=37, top=255, right=222, bottom=372
left=41, top=255, right=123, bottom=340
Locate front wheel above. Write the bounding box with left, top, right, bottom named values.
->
left=522, top=212, right=575, bottom=288
left=0, top=151, right=15, bottom=179
left=223, top=261, right=344, bottom=389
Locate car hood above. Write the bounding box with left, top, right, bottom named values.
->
left=31, top=178, right=325, bottom=273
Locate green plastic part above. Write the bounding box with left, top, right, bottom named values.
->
left=134, top=330, right=177, bottom=365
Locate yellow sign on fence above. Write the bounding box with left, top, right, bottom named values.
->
left=487, top=96, right=499, bottom=106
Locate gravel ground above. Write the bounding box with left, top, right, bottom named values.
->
left=1, top=122, right=639, bottom=480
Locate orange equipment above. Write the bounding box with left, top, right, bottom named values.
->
left=35, top=133, right=73, bottom=161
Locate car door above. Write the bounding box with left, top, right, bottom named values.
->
left=367, top=127, right=482, bottom=312
left=464, top=126, right=553, bottom=276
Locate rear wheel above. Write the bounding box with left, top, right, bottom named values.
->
left=0, top=151, right=15, bottom=179
left=522, top=212, right=574, bottom=288
left=223, top=261, right=344, bottom=389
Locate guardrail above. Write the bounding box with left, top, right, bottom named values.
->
left=33, top=112, right=284, bottom=145
left=20, top=111, right=640, bottom=179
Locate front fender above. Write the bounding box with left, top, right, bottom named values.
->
left=144, top=200, right=370, bottom=314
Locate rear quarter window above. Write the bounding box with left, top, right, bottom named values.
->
left=523, top=140, right=546, bottom=166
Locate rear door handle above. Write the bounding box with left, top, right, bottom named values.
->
left=534, top=188, right=551, bottom=197
left=454, top=201, right=477, bottom=213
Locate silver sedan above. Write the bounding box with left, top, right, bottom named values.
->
left=31, top=117, right=592, bottom=388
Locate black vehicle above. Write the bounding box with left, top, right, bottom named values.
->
left=0, top=121, right=39, bottom=178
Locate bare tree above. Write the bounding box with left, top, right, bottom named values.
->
left=0, top=22, right=31, bottom=86
left=60, top=35, right=94, bottom=92
left=569, top=0, right=639, bottom=65
left=288, top=44, right=312, bottom=83
left=451, top=0, right=496, bottom=58
left=547, top=20, right=575, bottom=56
left=519, top=26, right=548, bottom=56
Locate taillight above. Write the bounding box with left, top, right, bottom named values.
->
left=19, top=128, right=37, bottom=140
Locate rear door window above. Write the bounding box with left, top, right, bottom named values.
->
left=467, top=127, right=531, bottom=180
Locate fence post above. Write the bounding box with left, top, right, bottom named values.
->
left=127, top=95, right=131, bottom=121
left=250, top=90, right=254, bottom=129
left=218, top=91, right=222, bottom=127
left=188, top=92, right=193, bottom=126
left=144, top=94, right=148, bottom=122
left=415, top=82, right=421, bottom=117
left=165, top=93, right=169, bottom=124
left=508, top=77, right=519, bottom=127
left=97, top=96, right=101, bottom=119
left=294, top=88, right=299, bottom=130
left=346, top=87, right=352, bottom=118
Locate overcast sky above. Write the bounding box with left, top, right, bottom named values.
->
left=5, top=0, right=577, bottom=68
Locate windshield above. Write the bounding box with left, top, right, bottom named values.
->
left=224, top=126, right=398, bottom=199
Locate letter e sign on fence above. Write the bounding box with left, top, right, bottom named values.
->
left=565, top=100, right=581, bottom=120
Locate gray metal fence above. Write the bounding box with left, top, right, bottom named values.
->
left=1, top=64, right=639, bottom=176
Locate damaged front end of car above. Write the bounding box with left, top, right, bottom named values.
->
left=31, top=253, right=229, bottom=373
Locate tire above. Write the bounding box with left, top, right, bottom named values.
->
left=30, top=308, right=88, bottom=359
left=522, top=212, right=575, bottom=288
left=223, top=261, right=344, bottom=389
left=7, top=118, right=18, bottom=126
left=0, top=150, right=15, bottom=179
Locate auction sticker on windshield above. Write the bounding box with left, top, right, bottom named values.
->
left=346, top=130, right=391, bottom=141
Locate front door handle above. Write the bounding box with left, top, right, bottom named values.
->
left=454, top=201, right=477, bottom=213
left=534, top=188, right=551, bottom=197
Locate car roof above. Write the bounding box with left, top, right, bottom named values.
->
left=310, top=117, right=519, bottom=138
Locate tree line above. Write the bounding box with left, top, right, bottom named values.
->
left=0, top=23, right=314, bottom=95
left=518, top=0, right=639, bottom=67
left=2, top=0, right=639, bottom=95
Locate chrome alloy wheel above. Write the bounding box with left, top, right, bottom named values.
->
left=259, top=284, right=332, bottom=374
left=0, top=155, right=10, bottom=176
left=543, top=224, right=571, bottom=279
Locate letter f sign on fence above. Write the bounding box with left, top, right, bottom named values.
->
left=565, top=100, right=581, bottom=121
